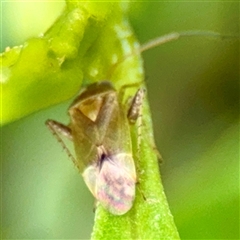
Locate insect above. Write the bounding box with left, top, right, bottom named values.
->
left=46, top=81, right=145, bottom=215
left=46, top=30, right=231, bottom=215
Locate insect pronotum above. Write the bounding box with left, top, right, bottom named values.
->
left=46, top=31, right=234, bottom=215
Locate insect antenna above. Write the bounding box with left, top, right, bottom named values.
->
left=107, top=30, right=239, bottom=81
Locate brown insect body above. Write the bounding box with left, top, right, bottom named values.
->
left=71, top=81, right=136, bottom=215
left=46, top=81, right=142, bottom=215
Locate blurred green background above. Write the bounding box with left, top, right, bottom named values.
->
left=1, top=1, right=239, bottom=239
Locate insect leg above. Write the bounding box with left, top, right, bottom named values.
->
left=118, top=81, right=144, bottom=105
left=46, top=120, right=72, bottom=140
left=136, top=182, right=146, bottom=201
left=45, top=120, right=79, bottom=169
left=127, top=88, right=145, bottom=124
left=128, top=89, right=163, bottom=167
left=127, top=88, right=146, bottom=160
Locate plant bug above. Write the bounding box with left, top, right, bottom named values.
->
left=46, top=30, right=236, bottom=215
left=46, top=81, right=145, bottom=215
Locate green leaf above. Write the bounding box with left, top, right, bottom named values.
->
left=1, top=2, right=117, bottom=125
left=1, top=1, right=180, bottom=239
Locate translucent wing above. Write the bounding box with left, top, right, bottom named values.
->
left=96, top=153, right=136, bottom=215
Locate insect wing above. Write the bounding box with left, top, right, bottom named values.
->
left=101, top=96, right=132, bottom=156
left=49, top=81, right=138, bottom=215
left=96, top=153, right=136, bottom=215
left=69, top=82, right=116, bottom=171
left=82, top=164, right=98, bottom=197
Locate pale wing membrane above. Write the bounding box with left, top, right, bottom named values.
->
left=96, top=153, right=136, bottom=215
